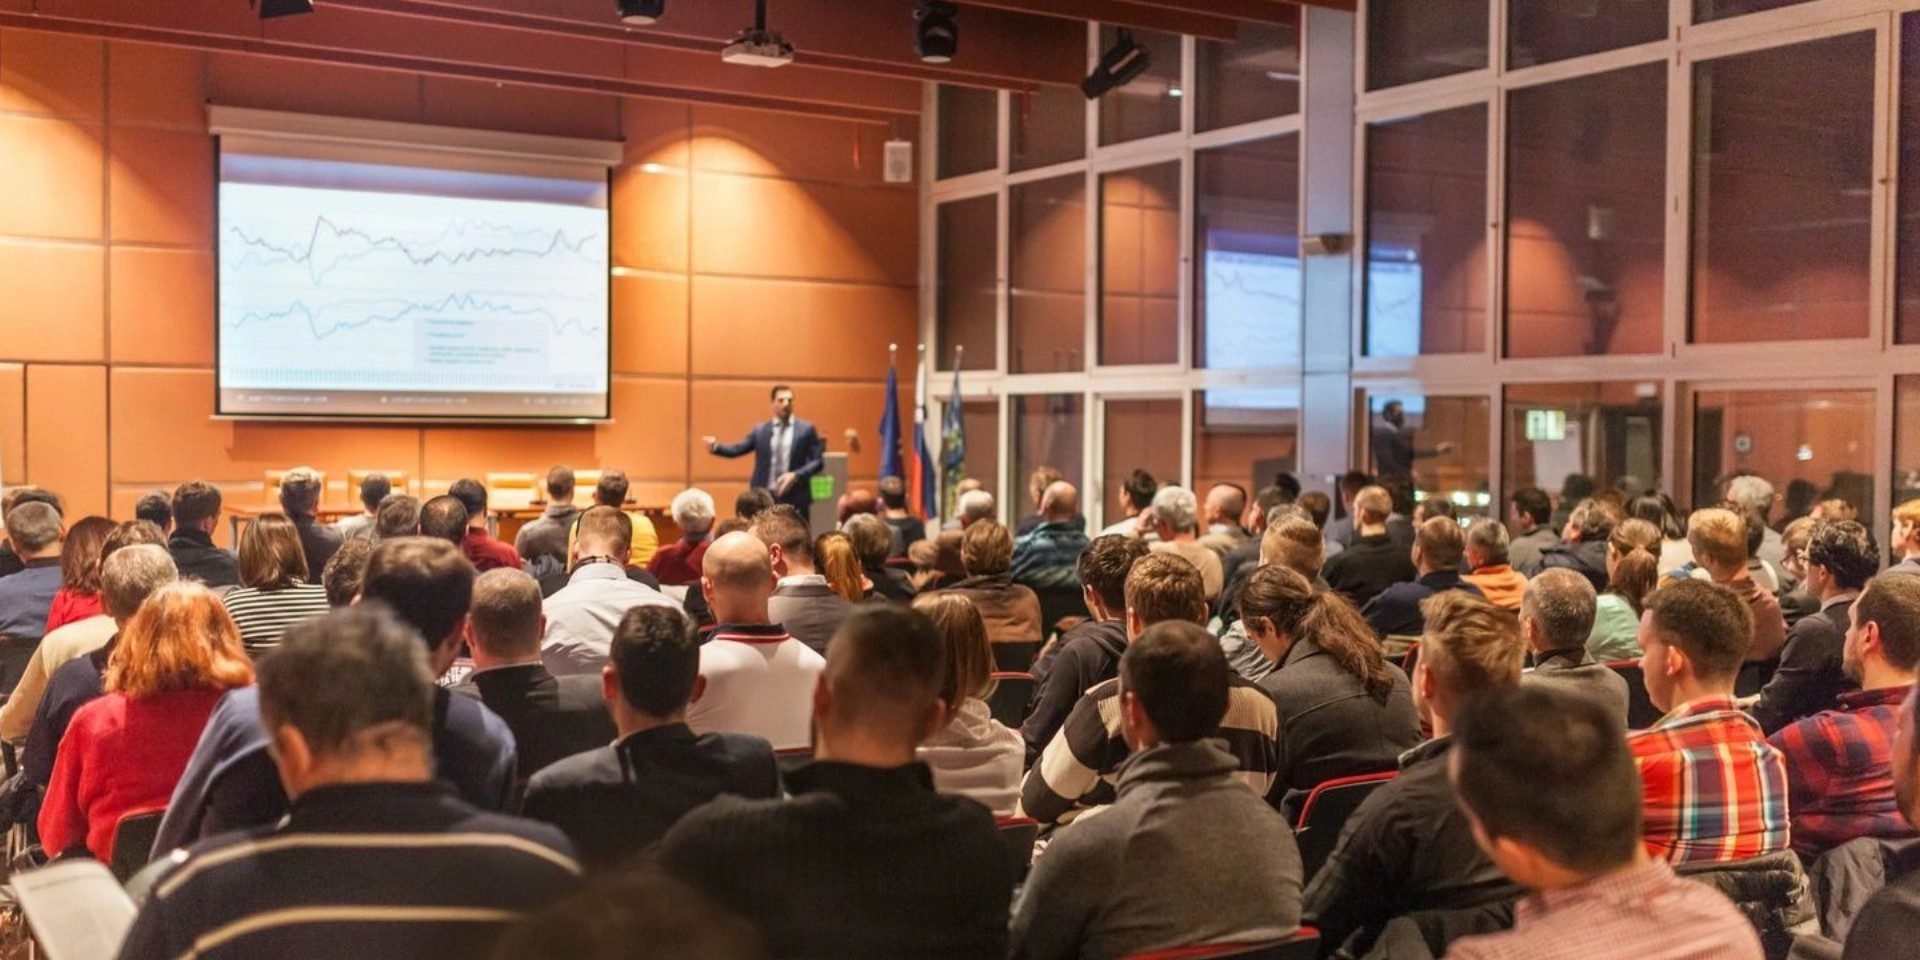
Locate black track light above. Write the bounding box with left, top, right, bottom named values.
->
left=618, top=0, right=664, bottom=24
left=914, top=1, right=958, bottom=65
left=255, top=0, right=314, bottom=18
left=1081, top=28, right=1150, bottom=99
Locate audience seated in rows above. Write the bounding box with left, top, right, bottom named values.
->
left=1303, top=591, right=1526, bottom=957
left=278, top=466, right=341, bottom=584
left=1690, top=507, right=1788, bottom=663
left=1324, top=484, right=1417, bottom=609
left=585, top=470, right=659, bottom=568
left=1518, top=569, right=1630, bottom=730
left=167, top=482, right=238, bottom=587
left=1534, top=497, right=1615, bottom=590
left=1504, top=487, right=1559, bottom=574
left=815, top=533, right=867, bottom=605
left=1461, top=519, right=1526, bottom=612
left=523, top=604, right=777, bottom=873
left=684, top=532, right=823, bottom=751
left=912, top=593, right=1022, bottom=816
left=45, top=517, right=110, bottom=633
left=1146, top=485, right=1224, bottom=604
left=1840, top=678, right=1920, bottom=958
left=1237, top=564, right=1421, bottom=798
left=454, top=569, right=614, bottom=781
left=1021, top=552, right=1280, bottom=830
left=375, top=493, right=423, bottom=540
left=120, top=606, right=579, bottom=960
left=332, top=472, right=389, bottom=540
left=540, top=507, right=681, bottom=677
left=1439, top=685, right=1764, bottom=960
left=419, top=494, right=469, bottom=547
left=1218, top=515, right=1327, bottom=683
left=1010, top=481, right=1088, bottom=594
left=941, top=521, right=1042, bottom=646
left=1589, top=518, right=1660, bottom=661
left=1096, top=468, right=1156, bottom=539
left=1630, top=579, right=1790, bottom=865
left=448, top=478, right=519, bottom=572
left=322, top=536, right=373, bottom=607
left=1022, top=535, right=1149, bottom=765
left=132, top=493, right=171, bottom=536
left=1011, top=621, right=1303, bottom=960
left=153, top=538, right=516, bottom=854
left=0, top=500, right=63, bottom=643
left=1016, top=467, right=1081, bottom=538
left=844, top=512, right=915, bottom=603
left=515, top=466, right=582, bottom=575
left=40, top=582, right=254, bottom=862
left=1364, top=517, right=1486, bottom=639
left=1779, top=516, right=1822, bottom=627
left=1197, top=483, right=1251, bottom=557
left=1753, top=519, right=1879, bottom=734
left=1, top=522, right=165, bottom=744
left=1769, top=572, right=1920, bottom=860
left=879, top=476, right=927, bottom=555
left=1727, top=474, right=1789, bottom=571
left=756, top=507, right=851, bottom=656
left=659, top=605, right=1013, bottom=960
left=221, top=513, right=331, bottom=656
left=649, top=487, right=717, bottom=588
left=1217, top=484, right=1295, bottom=626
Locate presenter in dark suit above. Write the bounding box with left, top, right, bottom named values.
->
left=704, top=384, right=825, bottom=515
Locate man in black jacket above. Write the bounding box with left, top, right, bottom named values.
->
left=1362, top=518, right=1485, bottom=639
left=166, top=481, right=239, bottom=588
left=659, top=605, right=1012, bottom=960
left=1324, top=485, right=1418, bottom=609
left=1022, top=535, right=1150, bottom=765
left=522, top=603, right=777, bottom=872
left=453, top=569, right=615, bottom=781
left=1751, top=520, right=1878, bottom=734
left=1533, top=498, right=1616, bottom=590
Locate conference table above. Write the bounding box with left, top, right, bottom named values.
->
left=227, top=500, right=681, bottom=547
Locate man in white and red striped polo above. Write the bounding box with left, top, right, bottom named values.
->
left=686, top=532, right=824, bottom=751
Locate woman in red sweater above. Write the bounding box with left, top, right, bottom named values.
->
left=40, top=582, right=255, bottom=863
left=44, top=516, right=113, bottom=633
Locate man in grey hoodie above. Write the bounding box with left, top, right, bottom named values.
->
left=1009, top=620, right=1303, bottom=960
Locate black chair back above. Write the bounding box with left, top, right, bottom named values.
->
left=996, top=817, right=1038, bottom=882
left=1033, top=584, right=1090, bottom=641
left=987, top=672, right=1036, bottom=727
left=0, top=636, right=36, bottom=696
left=1736, top=659, right=1776, bottom=698
left=110, top=810, right=166, bottom=882
left=992, top=640, right=1040, bottom=674
left=1604, top=660, right=1664, bottom=729
left=1294, top=772, right=1396, bottom=883
left=774, top=748, right=813, bottom=778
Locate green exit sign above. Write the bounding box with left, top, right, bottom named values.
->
left=1524, top=409, right=1567, bottom=442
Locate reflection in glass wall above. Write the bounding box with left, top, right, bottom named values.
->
left=1695, top=0, right=1818, bottom=24
left=1690, top=33, right=1873, bottom=344
left=1196, top=18, right=1300, bottom=131
left=1691, top=389, right=1875, bottom=530
left=1366, top=104, right=1489, bottom=356
left=1367, top=0, right=1488, bottom=90
left=1100, top=163, right=1181, bottom=366
left=1503, top=382, right=1664, bottom=509
left=1508, top=0, right=1665, bottom=68
left=1012, top=85, right=1085, bottom=173
left=959, top=399, right=1002, bottom=507
left=1014, top=395, right=1086, bottom=511
left=1009, top=175, right=1086, bottom=373
left=1097, top=26, right=1183, bottom=145
left=1896, top=377, right=1920, bottom=513
left=1896, top=14, right=1920, bottom=343
left=936, top=195, right=998, bottom=371
left=1505, top=65, right=1665, bottom=358
left=1194, top=390, right=1299, bottom=498
left=1195, top=136, right=1301, bottom=370
left=936, top=85, right=997, bottom=180
left=1366, top=393, right=1492, bottom=518
left=1103, top=398, right=1183, bottom=528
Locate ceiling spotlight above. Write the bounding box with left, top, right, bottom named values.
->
left=722, top=0, right=795, bottom=67
left=914, top=1, right=958, bottom=64
left=1081, top=29, right=1151, bottom=99
left=254, top=0, right=314, bottom=18
left=617, top=0, right=664, bottom=24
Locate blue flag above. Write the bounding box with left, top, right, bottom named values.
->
left=940, top=365, right=966, bottom=518
left=879, top=361, right=903, bottom=482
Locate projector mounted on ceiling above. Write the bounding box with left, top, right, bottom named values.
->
left=723, top=0, right=795, bottom=67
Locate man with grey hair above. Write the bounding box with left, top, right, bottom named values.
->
left=1519, top=567, right=1629, bottom=729
left=1148, top=486, right=1223, bottom=603
left=648, top=488, right=717, bottom=587
left=279, top=466, right=342, bottom=584
left=1462, top=518, right=1527, bottom=611
left=958, top=488, right=997, bottom=529
left=17, top=543, right=177, bottom=791
left=0, top=500, right=63, bottom=644
left=1724, top=474, right=1785, bottom=568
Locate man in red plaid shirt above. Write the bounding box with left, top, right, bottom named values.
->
left=1768, top=573, right=1920, bottom=858
left=1628, top=580, right=1790, bottom=865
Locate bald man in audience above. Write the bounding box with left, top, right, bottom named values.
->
left=686, top=532, right=825, bottom=751
left=1011, top=481, right=1090, bottom=594
left=1197, top=484, right=1251, bottom=557
left=541, top=506, right=682, bottom=677
left=455, top=569, right=615, bottom=781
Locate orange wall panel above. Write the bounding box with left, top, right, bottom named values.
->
left=25, top=363, right=108, bottom=517
left=596, top=376, right=688, bottom=480
left=611, top=272, right=689, bottom=377
left=0, top=29, right=103, bottom=121
left=421, top=425, right=598, bottom=487
left=0, top=363, right=22, bottom=484
left=107, top=125, right=213, bottom=246
left=0, top=115, right=104, bottom=240
left=421, top=77, right=621, bottom=140
left=109, top=246, right=213, bottom=365
left=690, top=104, right=904, bottom=185
left=205, top=53, right=423, bottom=123
left=691, top=173, right=916, bottom=286
left=106, top=42, right=204, bottom=128
left=610, top=165, right=688, bottom=273
left=622, top=98, right=690, bottom=168
left=0, top=240, right=106, bottom=362
left=690, top=277, right=915, bottom=380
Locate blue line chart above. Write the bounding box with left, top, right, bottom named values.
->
left=232, top=292, right=605, bottom=343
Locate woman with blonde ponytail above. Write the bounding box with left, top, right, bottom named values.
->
left=1589, top=518, right=1661, bottom=661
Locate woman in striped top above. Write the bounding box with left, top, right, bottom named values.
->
left=221, top=514, right=331, bottom=656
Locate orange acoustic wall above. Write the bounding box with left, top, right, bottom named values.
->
left=0, top=29, right=919, bottom=542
